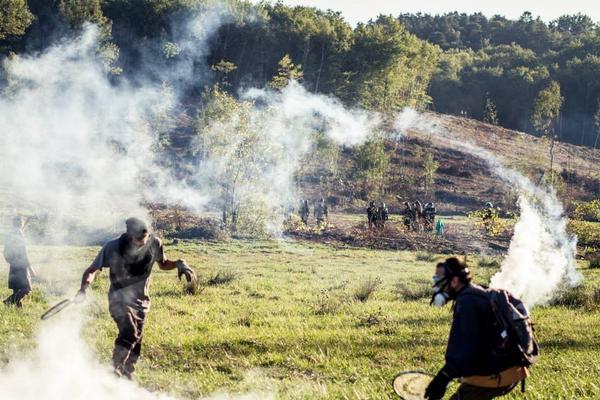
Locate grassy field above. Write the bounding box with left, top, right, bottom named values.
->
left=1, top=240, right=599, bottom=399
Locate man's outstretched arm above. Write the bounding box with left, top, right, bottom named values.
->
left=158, top=258, right=196, bottom=285
left=157, top=259, right=177, bottom=270
left=76, top=265, right=99, bottom=301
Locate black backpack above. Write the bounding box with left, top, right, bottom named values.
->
left=487, top=288, right=540, bottom=367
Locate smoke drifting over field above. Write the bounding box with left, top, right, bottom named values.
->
left=0, top=25, right=208, bottom=240
left=0, top=10, right=379, bottom=240
left=0, top=313, right=273, bottom=400
left=0, top=8, right=378, bottom=400
left=191, top=82, right=379, bottom=235
left=394, top=108, right=580, bottom=306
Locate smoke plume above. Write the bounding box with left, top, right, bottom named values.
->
left=0, top=312, right=273, bottom=400
left=189, top=81, right=379, bottom=235
left=394, top=108, right=580, bottom=306
left=0, top=6, right=378, bottom=399
left=0, top=10, right=380, bottom=240
left=0, top=24, right=210, bottom=241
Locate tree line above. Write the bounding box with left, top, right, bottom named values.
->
left=1, top=1, right=600, bottom=147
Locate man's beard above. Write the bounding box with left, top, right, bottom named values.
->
left=446, top=285, right=459, bottom=300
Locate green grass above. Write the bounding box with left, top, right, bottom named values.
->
left=1, top=240, right=600, bottom=399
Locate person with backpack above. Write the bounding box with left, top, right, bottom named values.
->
left=425, top=257, right=536, bottom=400
left=3, top=216, right=36, bottom=307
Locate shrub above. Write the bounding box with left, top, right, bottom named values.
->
left=415, top=252, right=436, bottom=262
left=573, top=200, right=600, bottom=222
left=551, top=285, right=600, bottom=309
left=314, top=289, right=342, bottom=315
left=478, top=256, right=501, bottom=269
left=395, top=281, right=431, bottom=301
left=568, top=221, right=600, bottom=247
left=207, top=271, right=237, bottom=286
left=353, top=276, right=382, bottom=302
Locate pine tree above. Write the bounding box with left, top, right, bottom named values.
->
left=268, top=54, right=303, bottom=89
left=483, top=94, right=499, bottom=125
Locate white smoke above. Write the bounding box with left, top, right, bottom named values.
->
left=0, top=7, right=379, bottom=399
left=0, top=313, right=273, bottom=400
left=0, top=11, right=381, bottom=240
left=190, top=81, right=380, bottom=235
left=243, top=82, right=378, bottom=147
left=0, top=24, right=211, bottom=240
left=394, top=108, right=580, bottom=306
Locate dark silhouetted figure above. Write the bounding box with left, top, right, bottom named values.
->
left=3, top=216, right=36, bottom=308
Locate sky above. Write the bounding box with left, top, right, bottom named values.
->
left=248, top=0, right=600, bottom=26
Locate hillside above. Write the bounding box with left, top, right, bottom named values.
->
left=302, top=113, right=600, bottom=215
left=286, top=112, right=599, bottom=255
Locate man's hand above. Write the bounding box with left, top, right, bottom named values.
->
left=176, top=259, right=196, bottom=281
left=176, top=259, right=198, bottom=294
left=424, top=370, right=451, bottom=400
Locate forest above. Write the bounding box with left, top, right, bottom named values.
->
left=1, top=1, right=599, bottom=147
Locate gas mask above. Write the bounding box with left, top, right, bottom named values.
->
left=430, top=275, right=450, bottom=307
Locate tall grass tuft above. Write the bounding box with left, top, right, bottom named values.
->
left=415, top=252, right=437, bottom=262
left=353, top=276, right=382, bottom=302
left=207, top=271, right=237, bottom=286
left=314, top=289, right=342, bottom=315
left=478, top=255, right=501, bottom=269
left=395, top=281, right=431, bottom=301
left=551, top=285, right=600, bottom=309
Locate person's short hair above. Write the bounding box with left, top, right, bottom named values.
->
left=125, top=217, right=149, bottom=240
left=443, top=257, right=472, bottom=284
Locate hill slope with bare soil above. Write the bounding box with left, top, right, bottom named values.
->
left=304, top=112, right=600, bottom=215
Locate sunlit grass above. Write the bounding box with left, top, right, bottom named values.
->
left=1, top=240, right=599, bottom=399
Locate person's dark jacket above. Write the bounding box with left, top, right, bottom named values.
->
left=443, top=283, right=514, bottom=378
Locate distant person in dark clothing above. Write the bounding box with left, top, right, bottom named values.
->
left=3, top=216, right=36, bottom=307
left=426, top=257, right=528, bottom=400
left=314, top=198, right=328, bottom=226
left=367, top=201, right=377, bottom=229
left=300, top=200, right=310, bottom=225
left=75, top=217, right=196, bottom=379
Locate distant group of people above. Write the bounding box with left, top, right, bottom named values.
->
left=363, top=199, right=443, bottom=234
left=402, top=200, right=437, bottom=232
left=366, top=201, right=389, bottom=229
left=299, top=198, right=329, bottom=227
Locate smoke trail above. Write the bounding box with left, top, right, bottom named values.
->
left=394, top=108, right=580, bottom=306
left=191, top=81, right=380, bottom=235
left=0, top=24, right=212, bottom=241
left=0, top=312, right=274, bottom=400
left=243, top=82, right=378, bottom=147
left=0, top=8, right=274, bottom=400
